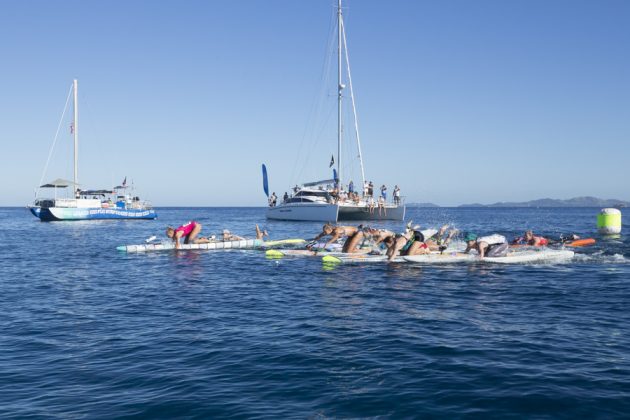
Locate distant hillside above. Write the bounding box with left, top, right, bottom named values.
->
left=459, top=196, right=629, bottom=208
left=406, top=202, right=440, bottom=208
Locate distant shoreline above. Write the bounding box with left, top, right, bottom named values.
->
left=409, top=196, right=629, bottom=208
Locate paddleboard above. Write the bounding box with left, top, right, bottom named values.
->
left=485, top=249, right=574, bottom=264
left=337, top=249, right=575, bottom=265
left=262, top=238, right=306, bottom=247
left=511, top=238, right=596, bottom=248
left=403, top=252, right=476, bottom=264
left=308, top=242, right=343, bottom=252
left=267, top=248, right=370, bottom=258
left=564, top=238, right=596, bottom=247
left=266, top=249, right=318, bottom=258
left=322, top=254, right=404, bottom=264
left=118, top=239, right=262, bottom=253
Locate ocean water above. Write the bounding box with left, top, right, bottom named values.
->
left=2, top=206, right=629, bottom=418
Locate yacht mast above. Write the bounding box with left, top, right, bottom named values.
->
left=73, top=79, right=79, bottom=198
left=337, top=0, right=342, bottom=187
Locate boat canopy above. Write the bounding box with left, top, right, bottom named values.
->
left=79, top=189, right=114, bottom=195
left=303, top=179, right=336, bottom=188
left=40, top=178, right=78, bottom=188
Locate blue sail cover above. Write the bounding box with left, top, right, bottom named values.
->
left=262, top=164, right=269, bottom=197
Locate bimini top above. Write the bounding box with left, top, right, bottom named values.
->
left=302, top=179, right=336, bottom=188
left=79, top=189, right=115, bottom=196
left=39, top=178, right=78, bottom=188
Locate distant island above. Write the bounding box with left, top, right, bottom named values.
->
left=458, top=196, right=629, bottom=208
left=406, top=196, right=629, bottom=208
left=406, top=202, right=440, bottom=208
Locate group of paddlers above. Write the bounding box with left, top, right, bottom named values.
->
left=164, top=220, right=585, bottom=255
left=309, top=222, right=459, bottom=260
left=308, top=223, right=584, bottom=261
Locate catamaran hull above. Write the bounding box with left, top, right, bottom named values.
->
left=266, top=203, right=405, bottom=222
left=266, top=203, right=339, bottom=222
left=31, top=207, right=157, bottom=221
left=338, top=204, right=405, bottom=221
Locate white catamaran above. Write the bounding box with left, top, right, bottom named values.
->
left=30, top=79, right=157, bottom=221
left=266, top=0, right=405, bottom=222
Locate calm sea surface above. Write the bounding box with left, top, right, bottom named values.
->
left=1, top=207, right=629, bottom=418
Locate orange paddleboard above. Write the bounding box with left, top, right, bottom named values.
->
left=565, top=238, right=596, bottom=247
left=510, top=238, right=596, bottom=248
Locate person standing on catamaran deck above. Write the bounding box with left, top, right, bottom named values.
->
left=377, top=195, right=386, bottom=216
left=393, top=185, right=401, bottom=205
left=166, top=221, right=210, bottom=249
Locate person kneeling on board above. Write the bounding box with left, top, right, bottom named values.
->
left=383, top=224, right=455, bottom=261
left=463, top=233, right=508, bottom=258
left=512, top=230, right=549, bottom=246
left=385, top=226, right=433, bottom=261
left=342, top=226, right=394, bottom=254
left=166, top=221, right=210, bottom=249
left=311, top=223, right=359, bottom=249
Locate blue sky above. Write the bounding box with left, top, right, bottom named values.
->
left=1, top=0, right=628, bottom=206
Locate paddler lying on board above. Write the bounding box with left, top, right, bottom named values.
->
left=310, top=223, right=359, bottom=249
left=511, top=230, right=549, bottom=246
left=385, top=224, right=458, bottom=261
left=166, top=221, right=211, bottom=249
left=222, top=229, right=245, bottom=241
left=463, top=233, right=509, bottom=258
left=511, top=232, right=594, bottom=247
left=342, top=227, right=395, bottom=254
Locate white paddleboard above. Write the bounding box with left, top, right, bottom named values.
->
left=266, top=248, right=370, bottom=258
left=403, top=252, right=476, bottom=264
left=322, top=254, right=404, bottom=264
left=484, top=249, right=574, bottom=264
left=118, top=239, right=262, bottom=253
left=261, top=238, right=306, bottom=247
left=343, top=249, right=575, bottom=265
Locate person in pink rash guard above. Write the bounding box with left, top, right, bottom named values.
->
left=165, top=221, right=210, bottom=249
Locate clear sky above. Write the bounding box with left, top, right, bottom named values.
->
left=1, top=0, right=628, bottom=206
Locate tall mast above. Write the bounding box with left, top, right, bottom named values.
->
left=73, top=79, right=79, bottom=198
left=337, top=0, right=342, bottom=187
